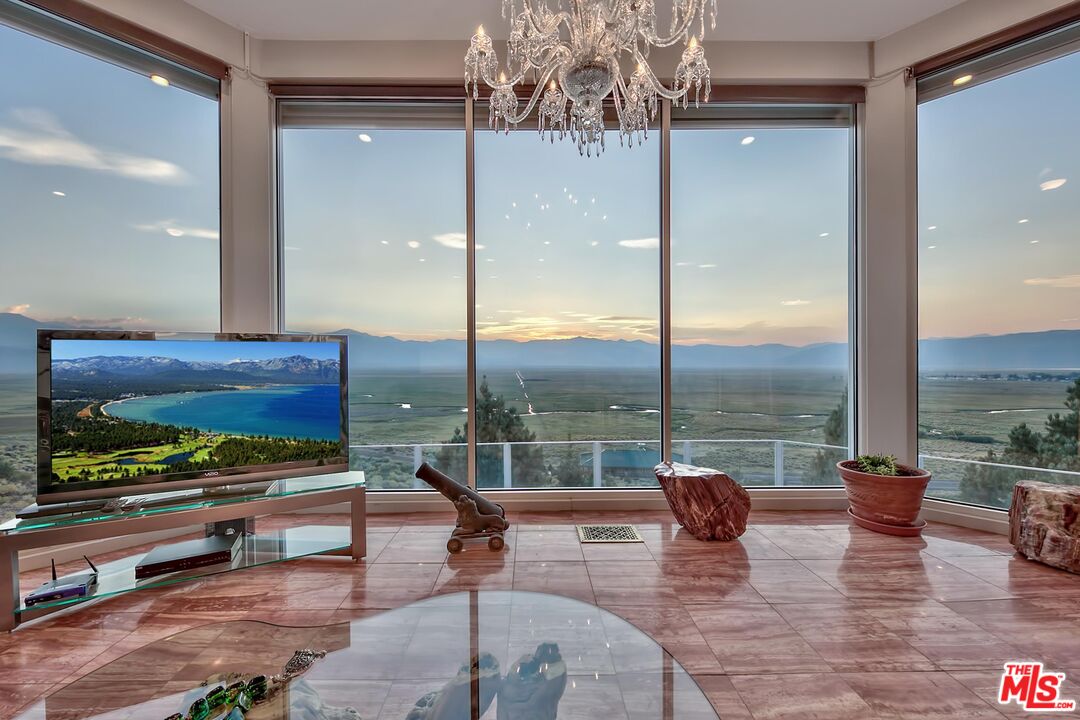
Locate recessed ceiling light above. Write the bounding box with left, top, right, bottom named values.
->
left=380, top=240, right=389, bottom=245
left=165, top=228, right=184, bottom=237
left=51, top=190, right=65, bottom=197
left=927, top=245, right=937, bottom=249
left=407, top=241, right=420, bottom=248
left=927, top=225, right=937, bottom=231
left=357, top=133, right=372, bottom=143
left=1018, top=218, right=1030, bottom=224
left=1030, top=240, right=1040, bottom=244
left=1040, top=178, right=1067, bottom=191
left=741, top=136, right=755, bottom=145
left=952, top=74, right=973, bottom=87
left=818, top=232, right=829, bottom=238
left=150, top=74, right=170, bottom=87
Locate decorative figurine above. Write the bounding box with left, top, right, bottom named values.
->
left=415, top=463, right=509, bottom=553
left=497, top=643, right=568, bottom=720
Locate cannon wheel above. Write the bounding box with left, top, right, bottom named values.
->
left=487, top=534, right=505, bottom=551
left=447, top=537, right=464, bottom=554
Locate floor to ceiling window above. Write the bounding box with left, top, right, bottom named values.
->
left=278, top=102, right=468, bottom=489
left=0, top=2, right=220, bottom=520
left=473, top=117, right=661, bottom=489
left=918, top=27, right=1080, bottom=508
left=670, top=106, right=854, bottom=486
left=276, top=97, right=857, bottom=492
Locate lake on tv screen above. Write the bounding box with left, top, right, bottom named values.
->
left=47, top=339, right=344, bottom=484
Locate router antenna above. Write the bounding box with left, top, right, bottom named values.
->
left=50, top=558, right=57, bottom=582
left=83, top=555, right=98, bottom=573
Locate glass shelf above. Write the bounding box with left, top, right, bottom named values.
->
left=17, top=524, right=350, bottom=614
left=1, top=472, right=364, bottom=535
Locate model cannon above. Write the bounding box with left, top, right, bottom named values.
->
left=415, top=463, right=509, bottom=553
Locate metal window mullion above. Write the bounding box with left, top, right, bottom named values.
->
left=660, top=99, right=673, bottom=463
left=465, top=97, right=478, bottom=491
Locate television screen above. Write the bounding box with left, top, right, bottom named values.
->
left=38, top=332, right=348, bottom=502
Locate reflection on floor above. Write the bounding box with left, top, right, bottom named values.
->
left=2, top=509, right=1079, bottom=719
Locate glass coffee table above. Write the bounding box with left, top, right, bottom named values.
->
left=14, top=591, right=720, bottom=719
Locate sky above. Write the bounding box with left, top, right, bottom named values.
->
left=281, top=121, right=851, bottom=347
left=2, top=16, right=1077, bottom=349
left=51, top=338, right=341, bottom=363
left=0, top=22, right=220, bottom=332
left=918, top=51, right=1080, bottom=340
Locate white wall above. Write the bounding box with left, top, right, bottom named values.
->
left=858, top=72, right=918, bottom=463
left=252, top=39, right=870, bottom=83
left=874, top=0, right=1076, bottom=74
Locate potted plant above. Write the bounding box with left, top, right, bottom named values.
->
left=837, top=454, right=932, bottom=536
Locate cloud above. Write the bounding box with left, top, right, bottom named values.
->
left=134, top=220, right=219, bottom=240
left=780, top=299, right=811, bottom=306
left=1024, top=275, right=1080, bottom=288
left=618, top=237, right=659, bottom=249
left=0, top=108, right=190, bottom=184
left=432, top=232, right=466, bottom=249
left=3, top=304, right=30, bottom=314
left=46, top=315, right=150, bottom=328
left=432, top=232, right=485, bottom=250
left=673, top=320, right=841, bottom=346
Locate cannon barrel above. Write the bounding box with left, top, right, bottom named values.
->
left=415, top=462, right=506, bottom=519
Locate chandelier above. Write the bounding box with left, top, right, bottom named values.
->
left=465, top=0, right=716, bottom=156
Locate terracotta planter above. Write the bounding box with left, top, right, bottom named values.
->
left=837, top=460, right=931, bottom=535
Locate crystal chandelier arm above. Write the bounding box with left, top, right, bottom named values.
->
left=631, top=49, right=688, bottom=100
left=503, top=61, right=563, bottom=125
left=641, top=11, right=697, bottom=48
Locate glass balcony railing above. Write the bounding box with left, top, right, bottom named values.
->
left=919, top=454, right=1080, bottom=510
left=350, top=439, right=849, bottom=490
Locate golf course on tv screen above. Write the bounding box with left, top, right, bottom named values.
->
left=46, top=338, right=345, bottom=487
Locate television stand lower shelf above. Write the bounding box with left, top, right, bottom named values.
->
left=0, top=472, right=366, bottom=631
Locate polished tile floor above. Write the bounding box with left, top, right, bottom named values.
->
left=3, top=509, right=1080, bottom=719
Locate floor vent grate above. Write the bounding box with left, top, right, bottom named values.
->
left=576, top=524, right=644, bottom=543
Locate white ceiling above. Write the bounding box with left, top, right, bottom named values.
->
left=181, top=0, right=969, bottom=43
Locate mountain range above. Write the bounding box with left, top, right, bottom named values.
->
left=1, top=313, right=1078, bottom=373
left=52, top=354, right=341, bottom=385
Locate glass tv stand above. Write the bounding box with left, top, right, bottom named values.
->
left=0, top=472, right=366, bottom=631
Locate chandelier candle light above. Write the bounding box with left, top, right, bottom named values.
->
left=466, top=0, right=716, bottom=156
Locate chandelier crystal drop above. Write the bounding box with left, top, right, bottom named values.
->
left=466, top=0, right=716, bottom=156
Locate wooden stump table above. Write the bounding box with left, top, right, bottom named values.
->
left=1010, top=480, right=1080, bottom=574
left=654, top=461, right=751, bottom=541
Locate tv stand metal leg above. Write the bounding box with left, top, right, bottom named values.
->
left=0, top=546, right=18, bottom=632
left=350, top=488, right=366, bottom=562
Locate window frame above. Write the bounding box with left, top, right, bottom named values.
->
left=914, top=19, right=1080, bottom=510
left=273, top=91, right=860, bottom=492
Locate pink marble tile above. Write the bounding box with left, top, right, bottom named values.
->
left=774, top=603, right=936, bottom=672
left=730, top=672, right=874, bottom=719
left=686, top=604, right=830, bottom=674
left=841, top=671, right=1006, bottom=719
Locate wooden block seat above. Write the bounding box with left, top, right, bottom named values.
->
left=1010, top=480, right=1080, bottom=574
left=654, top=461, right=751, bottom=541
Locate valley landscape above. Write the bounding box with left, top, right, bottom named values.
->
left=0, top=312, right=1078, bottom=515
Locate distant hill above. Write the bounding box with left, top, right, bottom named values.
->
left=1, top=313, right=1077, bottom=374
left=917, top=330, right=1080, bottom=371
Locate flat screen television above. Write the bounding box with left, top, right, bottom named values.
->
left=37, top=330, right=349, bottom=503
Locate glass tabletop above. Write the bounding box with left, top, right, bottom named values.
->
left=13, top=591, right=720, bottom=720
left=0, top=472, right=364, bottom=535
